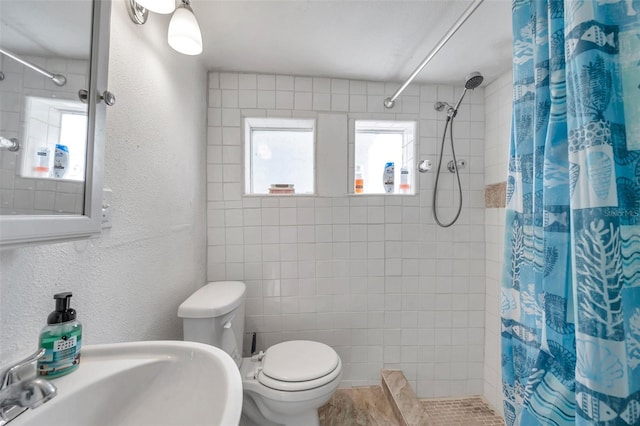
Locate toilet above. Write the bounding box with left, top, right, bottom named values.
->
left=178, top=281, right=342, bottom=426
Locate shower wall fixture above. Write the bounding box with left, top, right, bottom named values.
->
left=430, top=72, right=484, bottom=228
left=383, top=0, right=484, bottom=109
left=0, top=48, right=67, bottom=86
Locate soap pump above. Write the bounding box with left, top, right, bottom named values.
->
left=37, top=292, right=82, bottom=378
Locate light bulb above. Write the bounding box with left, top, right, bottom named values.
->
left=168, top=3, right=203, bottom=55
left=136, top=0, right=176, bottom=14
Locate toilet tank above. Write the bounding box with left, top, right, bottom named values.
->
left=178, top=281, right=246, bottom=365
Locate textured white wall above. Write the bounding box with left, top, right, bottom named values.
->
left=483, top=70, right=512, bottom=414
left=0, top=3, right=207, bottom=362
left=206, top=71, right=487, bottom=397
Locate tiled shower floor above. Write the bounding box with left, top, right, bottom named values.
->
left=420, top=396, right=504, bottom=425
left=320, top=388, right=504, bottom=425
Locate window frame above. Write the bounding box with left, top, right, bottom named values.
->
left=243, top=117, right=317, bottom=196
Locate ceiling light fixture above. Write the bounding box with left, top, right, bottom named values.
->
left=168, top=0, right=203, bottom=56
left=126, top=0, right=203, bottom=56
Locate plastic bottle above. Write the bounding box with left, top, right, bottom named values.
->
left=383, top=162, right=394, bottom=193
left=400, top=167, right=410, bottom=193
left=34, top=146, right=50, bottom=177
left=53, top=144, right=69, bottom=179
left=355, top=164, right=364, bottom=194
left=37, top=292, right=82, bottom=378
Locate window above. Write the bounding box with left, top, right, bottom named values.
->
left=244, top=118, right=315, bottom=195
left=354, top=120, right=416, bottom=195
left=20, top=96, right=87, bottom=182
left=58, top=113, right=88, bottom=181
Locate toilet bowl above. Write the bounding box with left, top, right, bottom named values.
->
left=178, top=281, right=343, bottom=426
left=240, top=340, right=342, bottom=426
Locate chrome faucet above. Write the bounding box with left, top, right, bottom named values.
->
left=0, top=349, right=57, bottom=425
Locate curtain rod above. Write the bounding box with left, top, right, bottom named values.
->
left=0, top=47, right=67, bottom=86
left=384, top=0, right=484, bottom=109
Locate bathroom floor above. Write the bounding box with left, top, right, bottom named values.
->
left=318, top=386, right=400, bottom=426
left=319, top=388, right=504, bottom=426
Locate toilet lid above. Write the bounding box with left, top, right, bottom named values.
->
left=259, top=341, right=340, bottom=387
left=257, top=357, right=342, bottom=392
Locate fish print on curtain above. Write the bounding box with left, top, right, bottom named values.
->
left=502, top=0, right=640, bottom=425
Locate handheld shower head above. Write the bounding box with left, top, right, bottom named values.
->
left=464, top=71, right=484, bottom=90
left=434, top=72, right=484, bottom=118
left=451, top=71, right=484, bottom=115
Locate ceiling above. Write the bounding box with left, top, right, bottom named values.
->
left=0, top=0, right=513, bottom=86
left=194, top=0, right=513, bottom=86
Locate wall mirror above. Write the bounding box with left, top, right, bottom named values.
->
left=0, top=0, right=112, bottom=247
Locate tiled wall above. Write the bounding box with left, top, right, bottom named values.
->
left=206, top=71, right=486, bottom=397
left=0, top=55, right=88, bottom=214
left=483, top=71, right=513, bottom=414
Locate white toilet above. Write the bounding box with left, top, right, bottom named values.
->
left=178, top=281, right=342, bottom=426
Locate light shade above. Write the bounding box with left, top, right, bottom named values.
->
left=136, top=0, right=175, bottom=14
left=168, top=3, right=203, bottom=55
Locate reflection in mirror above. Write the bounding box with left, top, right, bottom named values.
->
left=0, top=0, right=93, bottom=215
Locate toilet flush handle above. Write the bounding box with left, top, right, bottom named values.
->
left=223, top=314, right=235, bottom=329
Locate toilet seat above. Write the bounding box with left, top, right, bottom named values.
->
left=256, top=341, right=341, bottom=392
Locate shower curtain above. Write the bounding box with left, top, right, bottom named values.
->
left=502, top=0, right=640, bottom=425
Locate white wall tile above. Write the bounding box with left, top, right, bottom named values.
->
left=238, top=74, right=257, bottom=90
left=238, top=90, right=256, bottom=108
left=294, top=92, right=312, bottom=110
left=313, top=78, right=331, bottom=93
left=206, top=72, right=487, bottom=399
left=295, top=77, right=313, bottom=92
left=257, top=75, right=276, bottom=90
left=222, top=90, right=238, bottom=108
left=257, top=91, right=276, bottom=109
left=331, top=79, right=349, bottom=94
left=313, top=93, right=331, bottom=111
left=220, top=73, right=239, bottom=89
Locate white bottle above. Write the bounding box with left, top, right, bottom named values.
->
left=53, top=144, right=69, bottom=179
left=400, top=167, right=410, bottom=193
left=383, top=162, right=394, bottom=193
left=34, top=146, right=50, bottom=177
left=355, top=164, right=364, bottom=194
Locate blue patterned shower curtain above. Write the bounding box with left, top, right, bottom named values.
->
left=502, top=0, right=640, bottom=424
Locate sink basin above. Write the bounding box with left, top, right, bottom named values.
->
left=12, top=341, right=242, bottom=426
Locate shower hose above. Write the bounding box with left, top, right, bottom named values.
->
left=432, top=115, right=464, bottom=228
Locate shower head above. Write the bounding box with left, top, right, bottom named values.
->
left=451, top=71, right=484, bottom=116
left=434, top=72, right=484, bottom=118
left=464, top=71, right=484, bottom=90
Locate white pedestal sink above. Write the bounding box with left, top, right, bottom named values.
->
left=12, top=341, right=243, bottom=426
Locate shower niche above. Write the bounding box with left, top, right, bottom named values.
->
left=351, top=120, right=416, bottom=195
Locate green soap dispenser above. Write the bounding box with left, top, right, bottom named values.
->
left=37, top=292, right=82, bottom=378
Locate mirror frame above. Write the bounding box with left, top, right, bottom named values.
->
left=0, top=0, right=111, bottom=247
